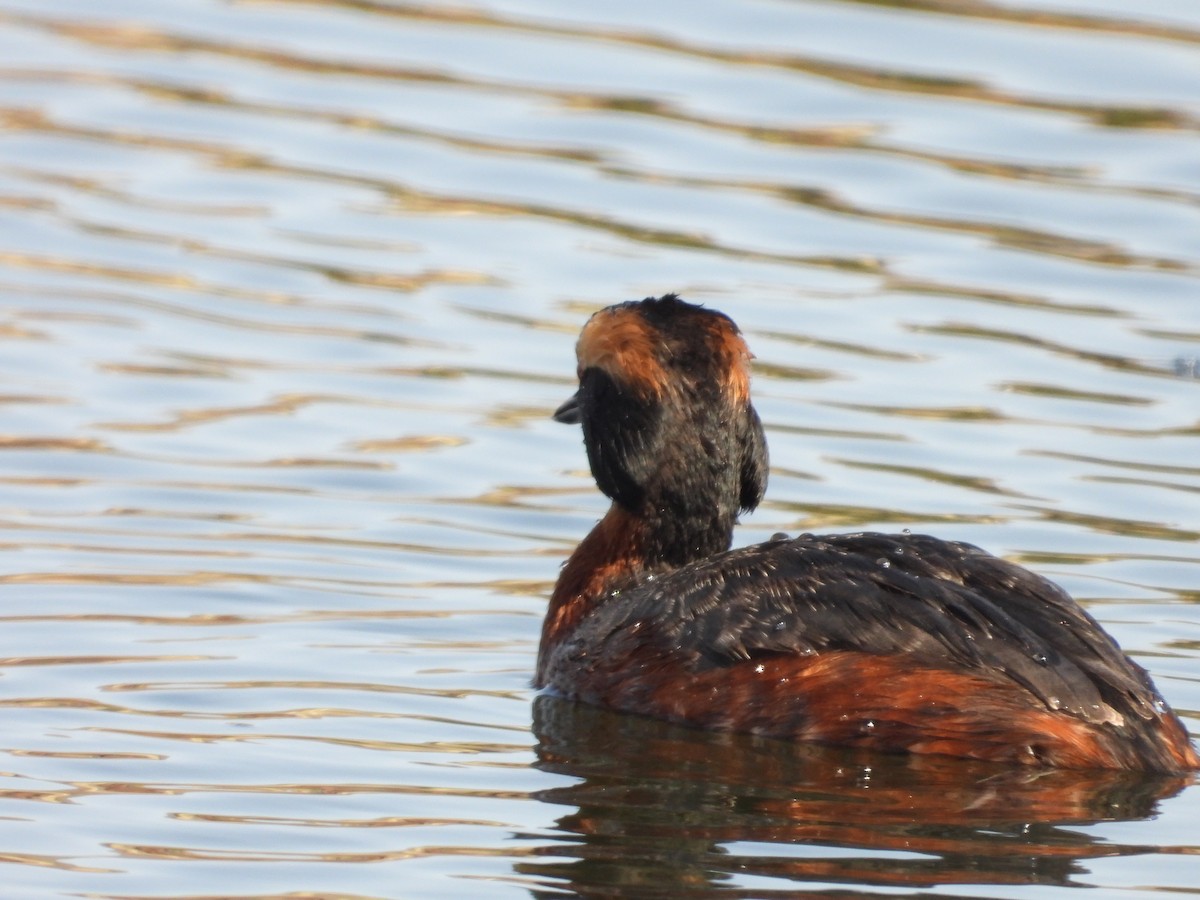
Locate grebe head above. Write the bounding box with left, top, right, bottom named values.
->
left=554, top=294, right=767, bottom=534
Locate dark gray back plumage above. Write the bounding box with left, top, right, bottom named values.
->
left=576, top=532, right=1164, bottom=727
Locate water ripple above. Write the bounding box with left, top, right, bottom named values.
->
left=0, top=0, right=1198, bottom=896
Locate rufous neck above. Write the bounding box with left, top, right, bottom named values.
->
left=535, top=505, right=647, bottom=685
left=535, top=502, right=736, bottom=685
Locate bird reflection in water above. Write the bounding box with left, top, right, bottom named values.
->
left=521, top=695, right=1190, bottom=898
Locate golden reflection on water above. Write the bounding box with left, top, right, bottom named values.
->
left=171, top=811, right=508, bottom=827
left=0, top=853, right=117, bottom=874
left=226, top=0, right=1200, bottom=130
left=8, top=749, right=166, bottom=760
left=621, top=173, right=1194, bottom=269
left=4, top=4, right=1197, bottom=279
left=0, top=436, right=112, bottom=452
left=826, top=401, right=1011, bottom=421
left=913, top=322, right=1185, bottom=378
left=105, top=842, right=540, bottom=864
left=769, top=502, right=1000, bottom=531
left=830, top=457, right=1036, bottom=497
left=998, top=381, right=1153, bottom=406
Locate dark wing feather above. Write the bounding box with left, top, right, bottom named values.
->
left=589, top=533, right=1163, bottom=727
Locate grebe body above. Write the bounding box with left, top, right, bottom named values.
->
left=536, top=295, right=1198, bottom=772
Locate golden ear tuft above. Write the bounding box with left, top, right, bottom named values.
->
left=709, top=317, right=753, bottom=407
left=576, top=305, right=669, bottom=396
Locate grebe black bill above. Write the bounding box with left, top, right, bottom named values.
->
left=536, top=294, right=1198, bottom=773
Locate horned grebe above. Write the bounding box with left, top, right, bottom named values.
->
left=536, top=294, right=1198, bottom=772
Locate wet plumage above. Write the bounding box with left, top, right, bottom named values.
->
left=537, top=294, right=1198, bottom=772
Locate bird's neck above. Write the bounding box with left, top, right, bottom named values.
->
left=535, top=500, right=735, bottom=686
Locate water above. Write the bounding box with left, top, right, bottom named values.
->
left=0, top=0, right=1198, bottom=896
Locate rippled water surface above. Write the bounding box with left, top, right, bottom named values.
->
left=1, top=0, right=1199, bottom=897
